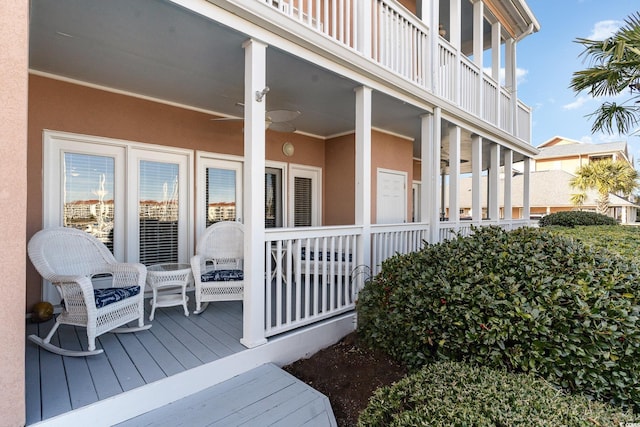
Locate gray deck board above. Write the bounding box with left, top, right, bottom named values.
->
left=26, top=299, right=245, bottom=425
left=115, top=364, right=337, bottom=427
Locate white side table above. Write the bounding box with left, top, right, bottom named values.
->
left=147, top=262, right=193, bottom=321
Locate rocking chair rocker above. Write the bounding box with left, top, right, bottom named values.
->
left=27, top=227, right=151, bottom=356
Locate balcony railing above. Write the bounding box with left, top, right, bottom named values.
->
left=260, top=0, right=532, bottom=144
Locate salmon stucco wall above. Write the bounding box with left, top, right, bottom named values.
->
left=27, top=75, right=324, bottom=309
left=1, top=1, right=28, bottom=425
left=371, top=131, right=414, bottom=223
left=325, top=134, right=355, bottom=225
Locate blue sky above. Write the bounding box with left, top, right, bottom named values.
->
left=516, top=0, right=639, bottom=162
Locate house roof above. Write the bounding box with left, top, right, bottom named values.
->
left=533, top=140, right=629, bottom=161
left=452, top=169, right=640, bottom=208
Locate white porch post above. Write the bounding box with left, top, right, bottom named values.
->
left=492, top=22, right=501, bottom=126
left=428, top=107, right=441, bottom=243
left=450, top=0, right=461, bottom=104
left=355, top=86, right=372, bottom=278
left=448, top=125, right=461, bottom=223
left=357, top=0, right=372, bottom=58
left=503, top=149, right=513, bottom=220
left=505, top=37, right=516, bottom=133
left=472, top=0, right=484, bottom=115
left=471, top=134, right=482, bottom=222
left=241, top=39, right=268, bottom=348
left=523, top=157, right=531, bottom=220
left=488, top=143, right=500, bottom=220
left=420, top=114, right=432, bottom=224
left=429, top=0, right=439, bottom=93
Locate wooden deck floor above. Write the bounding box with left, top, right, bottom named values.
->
left=115, top=363, right=337, bottom=427
left=25, top=298, right=245, bottom=425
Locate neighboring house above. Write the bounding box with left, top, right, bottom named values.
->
left=532, top=136, right=638, bottom=222
left=1, top=0, right=540, bottom=425
left=451, top=137, right=639, bottom=223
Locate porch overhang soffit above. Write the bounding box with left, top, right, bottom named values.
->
left=483, top=0, right=541, bottom=39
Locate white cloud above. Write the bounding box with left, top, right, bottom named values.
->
left=588, top=20, right=622, bottom=40
left=563, top=96, right=591, bottom=110
left=482, top=67, right=528, bottom=87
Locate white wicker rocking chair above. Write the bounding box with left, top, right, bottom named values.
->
left=191, top=221, right=244, bottom=314
left=27, top=227, right=151, bottom=356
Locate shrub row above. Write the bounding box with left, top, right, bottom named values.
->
left=539, top=210, right=618, bottom=227
left=356, top=226, right=640, bottom=410
left=358, top=361, right=635, bottom=426
left=550, top=225, right=640, bottom=261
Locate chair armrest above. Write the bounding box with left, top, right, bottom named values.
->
left=48, top=274, right=98, bottom=311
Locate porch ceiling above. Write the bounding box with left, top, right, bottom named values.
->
left=29, top=0, right=425, bottom=147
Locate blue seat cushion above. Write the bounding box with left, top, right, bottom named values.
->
left=300, top=247, right=353, bottom=262
left=201, top=269, right=244, bottom=282
left=94, top=286, right=141, bottom=309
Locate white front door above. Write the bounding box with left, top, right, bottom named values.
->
left=377, top=169, right=407, bottom=224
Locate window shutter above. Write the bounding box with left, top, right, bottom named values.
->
left=294, top=176, right=312, bottom=227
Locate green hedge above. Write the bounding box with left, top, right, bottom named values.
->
left=550, top=225, right=640, bottom=261
left=539, top=211, right=618, bottom=227
left=358, top=361, right=635, bottom=426
left=357, top=226, right=640, bottom=410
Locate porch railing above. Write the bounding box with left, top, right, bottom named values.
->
left=259, top=0, right=532, bottom=144
left=264, top=226, right=362, bottom=337
left=264, top=220, right=532, bottom=337
left=370, top=222, right=429, bottom=275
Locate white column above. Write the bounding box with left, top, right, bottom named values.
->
left=448, top=125, right=461, bottom=223
left=429, top=107, right=442, bottom=243
left=241, top=39, right=268, bottom=348
left=473, top=0, right=484, bottom=115
left=492, top=22, right=502, bottom=125
left=450, top=0, right=461, bottom=105
left=355, top=86, right=372, bottom=277
left=488, top=143, right=500, bottom=220
left=505, top=37, right=516, bottom=133
left=358, top=0, right=372, bottom=58
left=420, top=114, right=432, bottom=223
left=491, top=22, right=502, bottom=82
left=430, top=0, right=439, bottom=94
left=503, top=149, right=513, bottom=220
left=523, top=157, right=531, bottom=220
left=471, top=134, right=482, bottom=222
left=449, top=0, right=461, bottom=49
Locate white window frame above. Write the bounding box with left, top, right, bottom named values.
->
left=288, top=163, right=322, bottom=227
left=266, top=160, right=289, bottom=228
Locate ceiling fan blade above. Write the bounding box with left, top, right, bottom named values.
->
left=210, top=117, right=243, bottom=121
left=268, top=121, right=296, bottom=133
left=266, top=109, right=300, bottom=123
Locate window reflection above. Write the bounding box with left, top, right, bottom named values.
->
left=63, top=153, right=115, bottom=252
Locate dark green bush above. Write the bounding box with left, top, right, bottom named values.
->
left=357, top=226, right=640, bottom=410
left=539, top=210, right=618, bottom=227
left=358, top=361, right=635, bottom=426
left=550, top=225, right=640, bottom=261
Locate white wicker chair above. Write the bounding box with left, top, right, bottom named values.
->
left=191, top=221, right=244, bottom=314
left=27, top=227, right=150, bottom=356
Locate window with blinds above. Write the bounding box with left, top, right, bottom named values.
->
left=294, top=176, right=312, bottom=227
left=206, top=167, right=237, bottom=227
left=63, top=153, right=115, bottom=253
left=265, top=168, right=283, bottom=228
left=139, top=160, right=179, bottom=265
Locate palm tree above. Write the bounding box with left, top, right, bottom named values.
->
left=570, top=12, right=640, bottom=135
left=569, top=158, right=639, bottom=215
